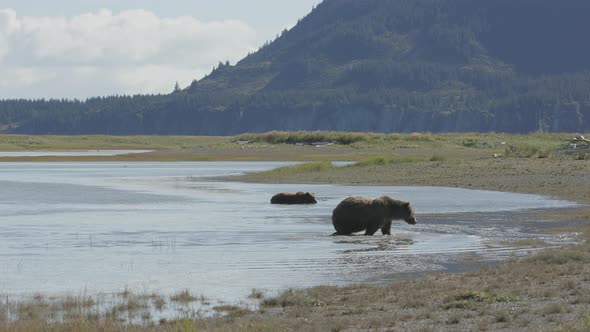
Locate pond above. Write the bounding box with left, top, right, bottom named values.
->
left=0, top=162, right=578, bottom=305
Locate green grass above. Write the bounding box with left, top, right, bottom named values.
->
left=525, top=248, right=588, bottom=265
left=254, top=155, right=430, bottom=178
left=0, top=132, right=576, bottom=153
left=234, top=131, right=372, bottom=145
left=429, top=154, right=446, bottom=162
left=235, top=131, right=452, bottom=148
left=0, top=132, right=582, bottom=164
left=351, top=154, right=427, bottom=167
left=504, top=144, right=554, bottom=158
left=0, top=135, right=230, bottom=151
left=170, top=290, right=197, bottom=303
left=234, top=131, right=575, bottom=151
left=258, top=161, right=335, bottom=176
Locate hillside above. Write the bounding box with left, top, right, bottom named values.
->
left=2, top=0, right=590, bottom=134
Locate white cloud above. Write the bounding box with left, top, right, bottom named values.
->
left=0, top=8, right=257, bottom=98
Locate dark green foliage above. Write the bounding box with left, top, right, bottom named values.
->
left=2, top=0, right=590, bottom=134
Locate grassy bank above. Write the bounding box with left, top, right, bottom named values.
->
left=1, top=132, right=583, bottom=162
left=0, top=135, right=232, bottom=151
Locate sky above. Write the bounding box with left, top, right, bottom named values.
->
left=0, top=0, right=322, bottom=99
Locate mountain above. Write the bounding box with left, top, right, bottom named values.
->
left=2, top=0, right=590, bottom=134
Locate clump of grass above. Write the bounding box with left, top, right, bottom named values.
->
left=213, top=305, right=251, bottom=317
left=504, top=144, right=552, bottom=158
left=249, top=289, right=264, bottom=299
left=526, top=248, right=587, bottom=265
left=543, top=303, right=565, bottom=315
left=461, top=138, right=497, bottom=149
left=260, top=161, right=334, bottom=176
left=351, top=155, right=426, bottom=167
left=170, top=290, right=197, bottom=303
left=17, top=301, right=49, bottom=321
left=446, top=315, right=461, bottom=325
left=151, top=294, right=166, bottom=311
left=580, top=312, right=590, bottom=330
left=60, top=295, right=95, bottom=311
left=494, top=309, right=511, bottom=323
left=443, top=291, right=486, bottom=310
left=119, top=287, right=131, bottom=298
left=353, top=156, right=387, bottom=166
left=112, top=296, right=149, bottom=315
left=400, top=298, right=426, bottom=309
left=563, top=279, right=577, bottom=291
left=430, top=154, right=446, bottom=162
left=442, top=291, right=518, bottom=310
left=261, top=288, right=324, bottom=308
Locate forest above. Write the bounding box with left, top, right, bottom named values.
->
left=1, top=0, right=590, bottom=134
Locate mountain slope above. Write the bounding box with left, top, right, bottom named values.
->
left=2, top=0, right=590, bottom=134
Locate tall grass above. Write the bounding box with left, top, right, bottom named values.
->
left=234, top=131, right=450, bottom=146
left=504, top=144, right=553, bottom=158
left=258, top=156, right=428, bottom=177
left=234, top=131, right=372, bottom=145
left=0, top=289, right=212, bottom=331
left=351, top=155, right=427, bottom=167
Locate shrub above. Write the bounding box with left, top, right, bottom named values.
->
left=430, top=154, right=446, bottom=162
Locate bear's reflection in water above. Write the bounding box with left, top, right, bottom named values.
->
left=337, top=236, right=416, bottom=254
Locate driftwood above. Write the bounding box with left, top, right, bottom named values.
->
left=569, top=135, right=590, bottom=144
left=561, top=135, right=590, bottom=154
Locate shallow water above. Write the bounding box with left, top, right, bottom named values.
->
left=0, top=162, right=578, bottom=304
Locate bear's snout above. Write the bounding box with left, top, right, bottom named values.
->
left=405, top=216, right=417, bottom=225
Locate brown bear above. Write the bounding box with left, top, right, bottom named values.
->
left=271, top=192, right=317, bottom=205
left=332, top=196, right=417, bottom=235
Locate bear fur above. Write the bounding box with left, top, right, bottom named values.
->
left=332, top=196, right=417, bottom=235
left=271, top=192, right=317, bottom=205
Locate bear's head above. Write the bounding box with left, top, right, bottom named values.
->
left=303, top=192, right=317, bottom=203
left=402, top=202, right=417, bottom=225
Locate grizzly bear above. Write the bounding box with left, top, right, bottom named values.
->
left=332, top=196, right=417, bottom=235
left=271, top=192, right=317, bottom=205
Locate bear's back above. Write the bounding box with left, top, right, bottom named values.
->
left=271, top=192, right=317, bottom=204
left=332, top=196, right=374, bottom=218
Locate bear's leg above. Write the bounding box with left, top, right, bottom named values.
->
left=365, top=223, right=380, bottom=236
left=381, top=219, right=392, bottom=235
